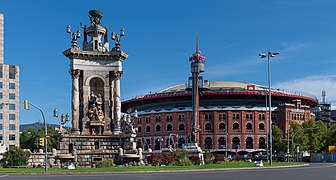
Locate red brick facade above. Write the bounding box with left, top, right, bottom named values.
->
left=123, top=82, right=318, bottom=152
left=133, top=102, right=313, bottom=152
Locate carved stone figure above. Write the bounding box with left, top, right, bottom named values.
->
left=80, top=23, right=87, bottom=43
left=88, top=92, right=105, bottom=121
left=122, top=114, right=137, bottom=135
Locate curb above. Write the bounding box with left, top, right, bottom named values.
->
left=0, top=163, right=309, bottom=175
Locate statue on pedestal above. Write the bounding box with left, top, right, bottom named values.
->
left=88, top=92, right=104, bottom=122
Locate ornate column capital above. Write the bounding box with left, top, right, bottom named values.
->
left=111, top=71, right=123, bottom=80
left=69, top=69, right=81, bottom=79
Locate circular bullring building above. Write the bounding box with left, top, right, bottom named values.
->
left=122, top=81, right=318, bottom=154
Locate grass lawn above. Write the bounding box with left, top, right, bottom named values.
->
left=0, top=162, right=304, bottom=174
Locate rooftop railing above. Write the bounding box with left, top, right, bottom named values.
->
left=123, top=86, right=318, bottom=102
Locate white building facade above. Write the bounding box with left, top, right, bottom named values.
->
left=0, top=14, right=20, bottom=151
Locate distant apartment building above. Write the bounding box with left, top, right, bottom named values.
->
left=0, top=13, right=20, bottom=150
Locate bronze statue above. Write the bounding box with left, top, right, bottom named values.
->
left=80, top=23, right=87, bottom=43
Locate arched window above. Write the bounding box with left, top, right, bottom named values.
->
left=137, top=126, right=142, bottom=133
left=146, top=125, right=151, bottom=132
left=178, top=138, right=186, bottom=148
left=219, top=113, right=227, bottom=120
left=166, top=138, right=174, bottom=148
left=218, top=137, right=226, bottom=149
left=178, top=123, right=185, bottom=131
left=246, top=123, right=252, bottom=130
left=145, top=139, right=151, bottom=150
left=233, top=122, right=239, bottom=130
left=204, top=137, right=212, bottom=149
left=232, top=137, right=240, bottom=149
left=136, top=140, right=142, bottom=149
left=155, top=125, right=161, bottom=132
left=246, top=137, right=253, bottom=149
left=205, top=114, right=209, bottom=120
left=166, top=124, right=173, bottom=131
left=219, top=123, right=226, bottom=130
left=259, top=137, right=266, bottom=149
left=259, top=123, right=265, bottom=130
left=155, top=139, right=161, bottom=150
left=205, top=123, right=212, bottom=131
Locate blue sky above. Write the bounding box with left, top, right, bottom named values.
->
left=1, top=0, right=335, bottom=125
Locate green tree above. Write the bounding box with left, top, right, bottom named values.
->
left=328, top=125, right=336, bottom=144
left=272, top=124, right=286, bottom=153
left=20, top=128, right=39, bottom=152
left=290, top=121, right=309, bottom=152
left=2, top=148, right=30, bottom=166
left=20, top=127, right=60, bottom=152
left=289, top=120, right=327, bottom=153
left=323, top=124, right=336, bottom=151
left=303, top=120, right=327, bottom=152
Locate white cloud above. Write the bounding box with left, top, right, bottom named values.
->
left=205, top=57, right=260, bottom=78
left=273, top=75, right=336, bottom=106
left=280, top=42, right=311, bottom=53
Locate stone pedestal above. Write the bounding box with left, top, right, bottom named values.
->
left=183, top=143, right=204, bottom=165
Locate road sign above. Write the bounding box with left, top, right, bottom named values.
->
left=46, top=134, right=50, bottom=139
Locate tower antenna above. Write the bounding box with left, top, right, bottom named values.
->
left=196, top=33, right=199, bottom=55
left=322, top=89, right=326, bottom=104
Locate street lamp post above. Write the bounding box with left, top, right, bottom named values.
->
left=291, top=127, right=319, bottom=162
left=53, top=109, right=70, bottom=134
left=262, top=91, right=269, bottom=162
left=225, top=133, right=228, bottom=158
left=287, top=118, right=290, bottom=162
left=259, top=52, right=279, bottom=166
left=225, top=118, right=229, bottom=158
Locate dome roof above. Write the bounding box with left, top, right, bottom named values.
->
left=122, top=80, right=319, bottom=112
left=156, top=81, right=266, bottom=93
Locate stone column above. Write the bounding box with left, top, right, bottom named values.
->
left=103, top=85, right=112, bottom=135
left=112, top=71, right=122, bottom=135
left=70, top=69, right=80, bottom=134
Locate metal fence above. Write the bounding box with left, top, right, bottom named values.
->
left=310, top=153, right=336, bottom=162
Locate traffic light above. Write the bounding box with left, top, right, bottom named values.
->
left=39, top=137, right=44, bottom=147
left=23, top=100, right=29, bottom=110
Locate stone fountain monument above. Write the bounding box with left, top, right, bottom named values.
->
left=57, top=10, right=142, bottom=167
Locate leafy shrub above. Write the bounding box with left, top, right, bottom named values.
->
left=147, top=153, right=163, bottom=166
left=215, top=154, right=225, bottom=163
left=147, top=152, right=175, bottom=166
left=3, top=148, right=30, bottom=166
left=203, top=150, right=215, bottom=164
left=161, top=152, right=175, bottom=165
left=172, top=148, right=188, bottom=161
left=96, top=159, right=115, bottom=168
left=170, top=157, right=193, bottom=166
left=190, top=156, right=201, bottom=165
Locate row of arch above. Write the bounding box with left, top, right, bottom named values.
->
left=139, top=137, right=266, bottom=150
left=205, top=137, right=266, bottom=149
left=138, top=123, right=185, bottom=133
left=205, top=122, right=265, bottom=131
left=137, top=122, right=266, bottom=133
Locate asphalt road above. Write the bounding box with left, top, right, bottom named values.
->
left=0, top=163, right=335, bottom=180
